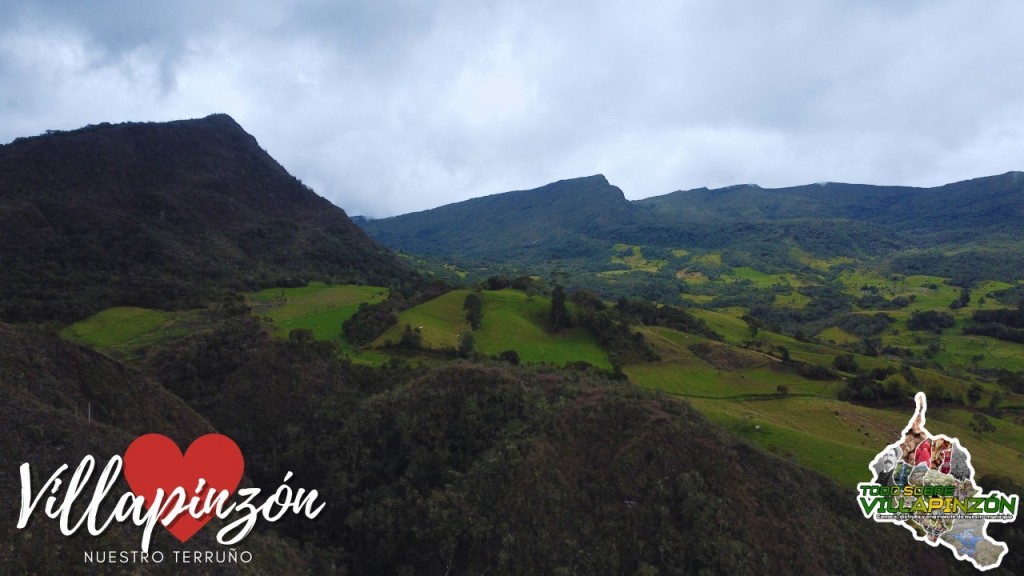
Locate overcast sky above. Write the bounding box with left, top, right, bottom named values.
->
left=2, top=1, right=1022, bottom=217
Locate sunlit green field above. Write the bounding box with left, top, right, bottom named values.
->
left=252, top=282, right=388, bottom=342
left=374, top=289, right=611, bottom=369
left=62, top=307, right=175, bottom=353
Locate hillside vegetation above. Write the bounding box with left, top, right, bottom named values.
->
left=5, top=116, right=1023, bottom=574
left=0, top=115, right=415, bottom=325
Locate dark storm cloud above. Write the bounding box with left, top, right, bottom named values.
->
left=2, top=1, right=1023, bottom=217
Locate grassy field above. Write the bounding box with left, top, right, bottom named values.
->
left=58, top=267, right=1024, bottom=490
left=601, top=244, right=667, bottom=275
left=251, top=282, right=388, bottom=342
left=374, top=289, right=613, bottom=369
left=621, top=304, right=1024, bottom=488
left=62, top=307, right=175, bottom=354
left=723, top=266, right=803, bottom=288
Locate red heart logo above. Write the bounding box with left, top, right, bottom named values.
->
left=123, top=434, right=244, bottom=542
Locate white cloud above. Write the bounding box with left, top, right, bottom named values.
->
left=2, top=0, right=1023, bottom=216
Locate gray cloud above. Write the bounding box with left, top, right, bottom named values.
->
left=2, top=0, right=1023, bottom=217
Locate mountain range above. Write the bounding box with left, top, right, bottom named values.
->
left=359, top=171, right=1024, bottom=281
left=0, top=115, right=1015, bottom=574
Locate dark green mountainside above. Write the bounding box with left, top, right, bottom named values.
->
left=637, top=172, right=1024, bottom=242
left=0, top=114, right=416, bottom=324
left=365, top=174, right=640, bottom=264
left=359, top=171, right=1024, bottom=281
left=0, top=322, right=309, bottom=574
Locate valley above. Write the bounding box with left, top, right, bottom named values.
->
left=4, top=115, right=1021, bottom=574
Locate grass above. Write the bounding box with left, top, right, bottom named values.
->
left=689, top=309, right=753, bottom=344
left=606, top=244, right=667, bottom=273
left=59, top=268, right=1024, bottom=490
left=789, top=247, right=853, bottom=270
left=817, top=326, right=859, bottom=345
left=62, top=307, right=174, bottom=352
left=724, top=266, right=802, bottom=288
left=623, top=305, right=1024, bottom=488
left=689, top=397, right=898, bottom=486
left=773, top=291, right=811, bottom=309
left=374, top=289, right=612, bottom=370
left=628, top=326, right=837, bottom=399
left=374, top=289, right=474, bottom=349
left=693, top=252, right=722, bottom=266
left=676, top=270, right=710, bottom=284
left=252, top=282, right=388, bottom=342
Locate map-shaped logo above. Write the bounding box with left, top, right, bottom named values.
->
left=857, top=392, right=1018, bottom=571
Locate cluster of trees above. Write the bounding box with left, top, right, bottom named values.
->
left=965, top=302, right=1024, bottom=343
left=614, top=298, right=722, bottom=341
left=746, top=283, right=853, bottom=336
left=568, top=290, right=659, bottom=367
left=855, top=293, right=914, bottom=309
left=463, top=292, right=483, bottom=329
left=907, top=310, right=956, bottom=333
left=836, top=313, right=893, bottom=337
left=949, top=287, right=972, bottom=310
left=343, top=281, right=452, bottom=345
left=831, top=353, right=921, bottom=403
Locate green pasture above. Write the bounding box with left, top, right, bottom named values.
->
left=688, top=395, right=1024, bottom=488
left=689, top=309, right=753, bottom=343
left=252, top=282, right=388, bottom=342
left=817, top=326, right=859, bottom=345
left=628, top=326, right=837, bottom=399
left=607, top=244, right=667, bottom=273
left=693, top=252, right=722, bottom=266
left=689, top=397, right=907, bottom=486
left=374, top=289, right=472, bottom=349
left=723, top=267, right=802, bottom=288
left=676, top=270, right=710, bottom=284
left=773, top=291, right=811, bottom=309
left=61, top=307, right=175, bottom=353
left=374, top=289, right=612, bottom=370
left=789, top=247, right=853, bottom=270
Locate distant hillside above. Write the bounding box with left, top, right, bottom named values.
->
left=360, top=171, right=1024, bottom=282
left=637, top=171, right=1024, bottom=242
left=0, top=114, right=416, bottom=324
left=361, top=175, right=643, bottom=264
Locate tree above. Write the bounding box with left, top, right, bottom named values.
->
left=967, top=383, right=983, bottom=406
left=950, top=288, right=971, bottom=310
left=776, top=385, right=789, bottom=397
left=747, top=323, right=759, bottom=338
left=550, top=284, right=570, bottom=331
left=997, top=370, right=1024, bottom=394
left=969, top=413, right=996, bottom=434
left=464, top=292, right=483, bottom=330
left=399, top=324, right=422, bottom=349
left=777, top=346, right=791, bottom=363
left=832, top=354, right=858, bottom=374
left=457, top=331, right=475, bottom=358
left=988, top=391, right=1003, bottom=413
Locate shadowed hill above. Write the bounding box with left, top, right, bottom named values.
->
left=360, top=171, right=1024, bottom=281
left=361, top=175, right=643, bottom=264
left=0, top=114, right=416, bottom=324
left=636, top=171, right=1024, bottom=241
left=0, top=322, right=309, bottom=574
